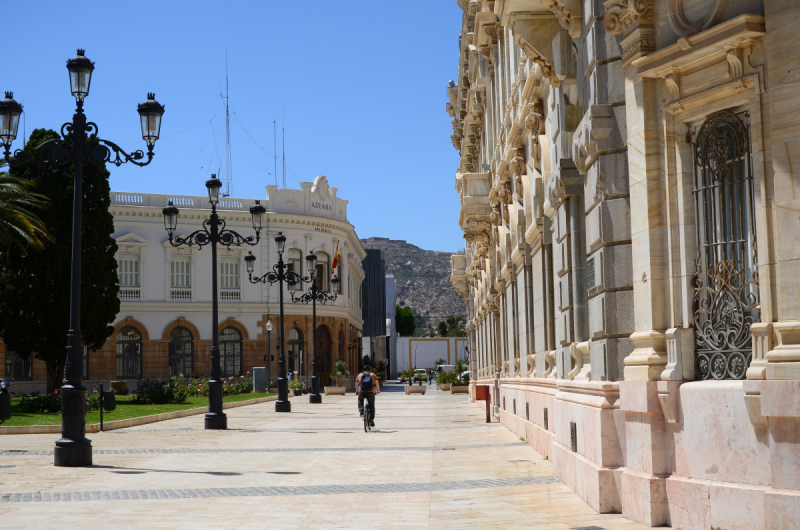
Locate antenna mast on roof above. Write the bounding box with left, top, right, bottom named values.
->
left=221, top=49, right=232, bottom=197
left=282, top=109, right=286, bottom=189
left=273, top=118, right=278, bottom=186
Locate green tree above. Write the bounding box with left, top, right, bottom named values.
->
left=0, top=160, right=51, bottom=252
left=0, top=129, right=120, bottom=392
left=395, top=305, right=416, bottom=337
left=436, top=315, right=467, bottom=337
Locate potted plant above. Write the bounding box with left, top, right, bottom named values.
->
left=401, top=369, right=415, bottom=387
left=268, top=379, right=279, bottom=393
left=451, top=359, right=470, bottom=394
left=436, top=371, right=452, bottom=391
left=288, top=378, right=303, bottom=396
left=327, top=360, right=350, bottom=395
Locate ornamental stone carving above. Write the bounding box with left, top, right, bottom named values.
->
left=603, top=0, right=656, bottom=64
left=603, top=0, right=654, bottom=36
left=548, top=0, right=582, bottom=38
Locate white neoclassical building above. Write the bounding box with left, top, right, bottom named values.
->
left=3, top=175, right=366, bottom=392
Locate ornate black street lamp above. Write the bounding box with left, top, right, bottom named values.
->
left=162, top=175, right=266, bottom=429
left=0, top=49, right=165, bottom=468
left=287, top=253, right=340, bottom=404
left=244, top=233, right=295, bottom=412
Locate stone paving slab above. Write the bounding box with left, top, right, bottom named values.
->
left=0, top=384, right=650, bottom=529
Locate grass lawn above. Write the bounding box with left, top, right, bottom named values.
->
left=2, top=393, right=276, bottom=427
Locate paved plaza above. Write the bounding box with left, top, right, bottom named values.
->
left=0, top=385, right=648, bottom=529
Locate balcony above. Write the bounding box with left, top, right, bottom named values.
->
left=119, top=288, right=141, bottom=300
left=170, top=289, right=192, bottom=300
left=220, top=290, right=241, bottom=301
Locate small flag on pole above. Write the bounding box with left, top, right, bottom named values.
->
left=331, top=242, right=339, bottom=275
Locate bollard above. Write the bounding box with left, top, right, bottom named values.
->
left=485, top=388, right=491, bottom=423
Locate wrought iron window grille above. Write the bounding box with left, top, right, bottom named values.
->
left=691, top=110, right=759, bottom=381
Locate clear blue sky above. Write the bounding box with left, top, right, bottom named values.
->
left=4, top=1, right=464, bottom=252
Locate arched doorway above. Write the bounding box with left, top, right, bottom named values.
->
left=116, top=326, right=142, bottom=379
left=169, top=327, right=194, bottom=377
left=315, top=326, right=332, bottom=387
left=219, top=327, right=242, bottom=377
left=288, top=328, right=304, bottom=376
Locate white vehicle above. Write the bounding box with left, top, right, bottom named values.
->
left=436, top=364, right=455, bottom=373
left=413, top=368, right=427, bottom=378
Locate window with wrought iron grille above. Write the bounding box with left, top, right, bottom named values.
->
left=219, top=327, right=242, bottom=377
left=4, top=350, right=33, bottom=381
left=169, top=327, right=194, bottom=377
left=170, top=257, right=191, bottom=288
left=219, top=260, right=240, bottom=290
left=691, top=110, right=759, bottom=380
left=116, top=326, right=142, bottom=379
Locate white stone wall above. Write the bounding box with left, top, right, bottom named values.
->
left=111, top=175, right=365, bottom=342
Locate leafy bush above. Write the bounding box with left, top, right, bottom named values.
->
left=183, top=376, right=253, bottom=397
left=223, top=376, right=253, bottom=395
left=86, top=389, right=101, bottom=411
left=330, top=361, right=350, bottom=386
left=288, top=378, right=303, bottom=390
left=373, top=360, right=387, bottom=382
left=19, top=391, right=61, bottom=413
left=268, top=379, right=279, bottom=388
left=135, top=378, right=191, bottom=405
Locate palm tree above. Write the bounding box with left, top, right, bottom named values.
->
left=0, top=161, right=51, bottom=253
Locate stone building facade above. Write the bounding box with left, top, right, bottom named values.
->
left=449, top=1, right=800, bottom=527
left=2, top=175, right=366, bottom=393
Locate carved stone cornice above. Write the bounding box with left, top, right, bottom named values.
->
left=603, top=0, right=654, bottom=36
left=603, top=0, right=655, bottom=65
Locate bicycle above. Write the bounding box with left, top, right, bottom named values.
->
left=363, top=402, right=371, bottom=432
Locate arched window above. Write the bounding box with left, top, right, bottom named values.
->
left=288, top=328, right=304, bottom=375
left=315, top=251, right=330, bottom=292
left=116, top=327, right=142, bottom=379
left=692, top=110, right=758, bottom=381
left=219, top=327, right=243, bottom=377
left=315, top=326, right=332, bottom=387
left=287, top=248, right=303, bottom=286
left=315, top=326, right=332, bottom=378
left=338, top=330, right=345, bottom=362
left=169, top=327, right=194, bottom=377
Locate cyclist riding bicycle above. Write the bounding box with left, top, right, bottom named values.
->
left=356, top=365, right=380, bottom=427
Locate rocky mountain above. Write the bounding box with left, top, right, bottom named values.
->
left=360, top=237, right=467, bottom=332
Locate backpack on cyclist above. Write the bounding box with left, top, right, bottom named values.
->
left=360, top=373, right=374, bottom=392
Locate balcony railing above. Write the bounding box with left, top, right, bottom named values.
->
left=170, top=289, right=192, bottom=300
left=119, top=288, right=141, bottom=300
left=220, top=290, right=241, bottom=301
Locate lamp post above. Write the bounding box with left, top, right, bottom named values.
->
left=244, top=232, right=294, bottom=412
left=266, top=319, right=273, bottom=391
left=1, top=50, right=165, bottom=467
left=162, top=175, right=266, bottom=429
left=286, top=253, right=340, bottom=404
